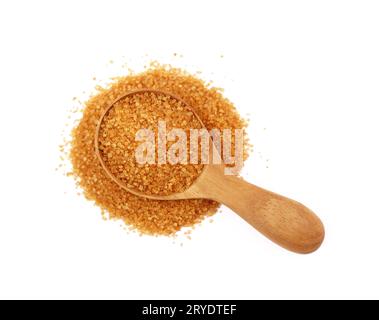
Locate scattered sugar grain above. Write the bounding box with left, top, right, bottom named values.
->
left=69, top=65, right=249, bottom=235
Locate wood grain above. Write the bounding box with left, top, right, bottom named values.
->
left=94, top=89, right=325, bottom=254
left=185, top=164, right=325, bottom=254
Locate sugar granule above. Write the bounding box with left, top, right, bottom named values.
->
left=98, top=91, right=204, bottom=196
left=69, top=65, right=248, bottom=235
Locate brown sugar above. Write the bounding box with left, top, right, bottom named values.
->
left=97, top=91, right=204, bottom=196
left=69, top=64, right=248, bottom=235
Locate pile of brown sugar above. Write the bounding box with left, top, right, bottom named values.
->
left=69, top=64, right=248, bottom=235
left=98, top=91, right=204, bottom=196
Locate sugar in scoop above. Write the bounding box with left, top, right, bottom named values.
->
left=96, top=90, right=204, bottom=196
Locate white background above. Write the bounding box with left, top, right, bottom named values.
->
left=0, top=0, right=378, bottom=300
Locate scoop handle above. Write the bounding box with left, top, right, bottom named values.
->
left=206, top=174, right=325, bottom=254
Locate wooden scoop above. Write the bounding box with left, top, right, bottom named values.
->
left=95, top=89, right=325, bottom=254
